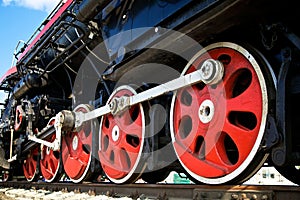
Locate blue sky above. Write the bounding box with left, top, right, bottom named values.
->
left=0, top=0, right=60, bottom=78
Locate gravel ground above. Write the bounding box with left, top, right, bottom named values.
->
left=0, top=191, right=14, bottom=200
left=0, top=188, right=134, bottom=200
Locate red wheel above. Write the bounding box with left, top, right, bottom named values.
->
left=14, top=105, right=24, bottom=131
left=98, top=86, right=146, bottom=184
left=1, top=170, right=10, bottom=182
left=170, top=42, right=274, bottom=184
left=40, top=118, right=62, bottom=182
left=23, top=148, right=39, bottom=181
left=62, top=105, right=93, bottom=183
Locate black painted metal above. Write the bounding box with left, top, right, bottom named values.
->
left=272, top=48, right=292, bottom=166
left=76, top=0, right=111, bottom=22
left=22, top=125, right=55, bottom=154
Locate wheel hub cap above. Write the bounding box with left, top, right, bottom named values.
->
left=198, top=99, right=214, bottom=124
left=46, top=147, right=51, bottom=155
left=72, top=135, right=79, bottom=151
left=112, top=125, right=120, bottom=142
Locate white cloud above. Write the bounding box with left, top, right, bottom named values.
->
left=2, top=0, right=61, bottom=13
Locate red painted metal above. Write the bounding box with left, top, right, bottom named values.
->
left=172, top=47, right=263, bottom=178
left=0, top=66, right=17, bottom=84
left=61, top=106, right=92, bottom=182
left=14, top=106, right=23, bottom=131
left=23, top=148, right=39, bottom=181
left=98, top=89, right=144, bottom=181
left=40, top=119, right=61, bottom=182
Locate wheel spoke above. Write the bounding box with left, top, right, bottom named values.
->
left=114, top=148, right=131, bottom=171
left=174, top=142, right=228, bottom=177
left=40, top=160, right=55, bottom=178
left=174, top=87, right=205, bottom=148
left=63, top=154, right=87, bottom=178
left=117, top=108, right=143, bottom=137
left=78, top=123, right=93, bottom=145
left=23, top=148, right=39, bottom=181
left=223, top=119, right=257, bottom=161
left=226, top=84, right=262, bottom=114
left=40, top=119, right=62, bottom=182
left=175, top=87, right=201, bottom=119
left=119, top=133, right=141, bottom=154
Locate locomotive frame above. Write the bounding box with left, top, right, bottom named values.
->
left=0, top=0, right=299, bottom=185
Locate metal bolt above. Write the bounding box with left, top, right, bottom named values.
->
left=200, top=59, right=215, bottom=80
left=231, top=194, right=239, bottom=200
left=241, top=193, right=249, bottom=200
left=109, top=99, right=118, bottom=115
left=251, top=194, right=258, bottom=200
left=109, top=101, right=115, bottom=109
left=199, top=59, right=224, bottom=85
left=261, top=195, right=269, bottom=200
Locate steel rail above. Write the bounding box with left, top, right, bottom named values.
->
left=0, top=181, right=299, bottom=200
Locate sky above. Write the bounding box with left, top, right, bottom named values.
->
left=0, top=0, right=60, bottom=78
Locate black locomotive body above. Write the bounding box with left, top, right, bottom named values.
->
left=0, top=0, right=299, bottom=185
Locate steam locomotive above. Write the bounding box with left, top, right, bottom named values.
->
left=0, top=0, right=299, bottom=185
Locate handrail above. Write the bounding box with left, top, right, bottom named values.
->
left=14, top=0, right=74, bottom=64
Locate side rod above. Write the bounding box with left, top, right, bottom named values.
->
left=29, top=59, right=224, bottom=150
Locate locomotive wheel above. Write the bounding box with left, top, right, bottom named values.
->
left=62, top=105, right=93, bottom=183
left=0, top=170, right=10, bottom=182
left=276, top=165, right=300, bottom=185
left=98, top=85, right=146, bottom=184
left=23, top=148, right=40, bottom=181
left=170, top=42, right=274, bottom=184
left=14, top=105, right=24, bottom=131
left=40, top=118, right=62, bottom=182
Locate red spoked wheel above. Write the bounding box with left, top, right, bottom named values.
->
left=170, top=42, right=274, bottom=184
left=62, top=105, right=93, bottom=183
left=40, top=118, right=62, bottom=182
left=14, top=105, right=24, bottom=131
left=98, top=85, right=146, bottom=184
left=1, top=170, right=10, bottom=182
left=0, top=147, right=11, bottom=182
left=23, top=148, right=39, bottom=182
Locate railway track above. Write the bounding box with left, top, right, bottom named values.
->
left=0, top=181, right=300, bottom=200
left=1, top=0, right=300, bottom=197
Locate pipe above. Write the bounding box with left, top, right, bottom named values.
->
left=76, top=0, right=111, bottom=22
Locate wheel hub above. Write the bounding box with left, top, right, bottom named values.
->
left=112, top=125, right=120, bottom=142
left=46, top=147, right=51, bottom=155
left=72, top=135, right=79, bottom=151
left=198, top=99, right=215, bottom=124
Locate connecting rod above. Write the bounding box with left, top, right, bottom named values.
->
left=30, top=59, right=224, bottom=150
